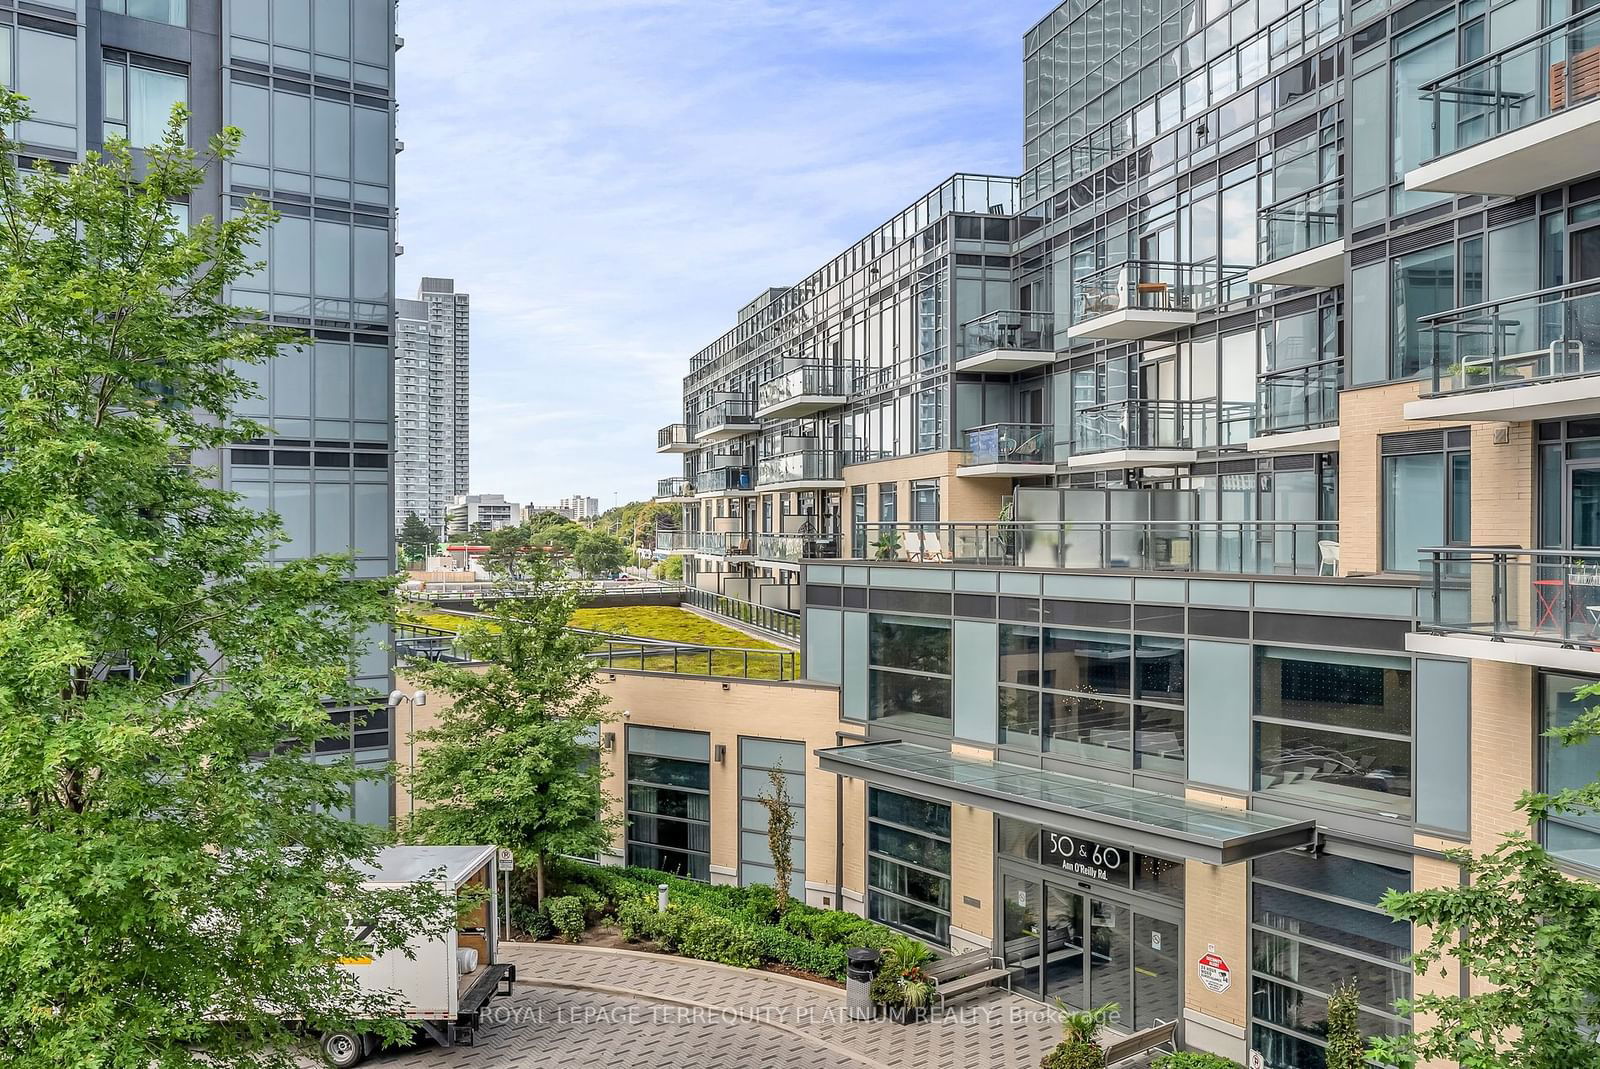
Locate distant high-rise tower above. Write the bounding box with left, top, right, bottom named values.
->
left=394, top=278, right=470, bottom=531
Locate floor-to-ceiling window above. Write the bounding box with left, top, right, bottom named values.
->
left=867, top=613, right=953, bottom=736
left=1381, top=428, right=1471, bottom=572
left=626, top=726, right=711, bottom=881
left=1540, top=672, right=1600, bottom=869
left=867, top=788, right=951, bottom=944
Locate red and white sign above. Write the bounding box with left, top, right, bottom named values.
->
left=1197, top=952, right=1232, bottom=994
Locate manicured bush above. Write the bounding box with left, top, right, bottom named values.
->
left=545, top=896, right=586, bottom=943
left=1152, top=1054, right=1242, bottom=1069
left=1040, top=1041, right=1106, bottom=1069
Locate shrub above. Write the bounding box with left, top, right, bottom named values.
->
left=1152, top=1054, right=1242, bottom=1069
left=615, top=896, right=656, bottom=943
left=546, top=896, right=586, bottom=943
left=674, top=905, right=761, bottom=969
left=521, top=907, right=553, bottom=941
left=1040, top=1041, right=1106, bottom=1069
left=1324, top=981, right=1364, bottom=1069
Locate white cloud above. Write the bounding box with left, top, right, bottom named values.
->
left=395, top=0, right=1027, bottom=505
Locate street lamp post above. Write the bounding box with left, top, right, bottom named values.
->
left=387, top=688, right=428, bottom=816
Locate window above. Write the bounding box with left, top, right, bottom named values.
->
left=867, top=788, right=950, bottom=944
left=626, top=726, right=711, bottom=881
left=738, top=738, right=806, bottom=895
left=851, top=485, right=867, bottom=558
left=916, top=388, right=943, bottom=452
left=878, top=482, right=898, bottom=523
left=17, top=26, right=78, bottom=150
left=103, top=0, right=186, bottom=26
left=1391, top=243, right=1455, bottom=379
left=1254, top=647, right=1413, bottom=818
left=1251, top=851, right=1412, bottom=1069
left=911, top=478, right=940, bottom=526
left=868, top=614, right=952, bottom=735
left=104, top=59, right=188, bottom=147
left=1382, top=429, right=1471, bottom=571
left=1540, top=672, right=1600, bottom=869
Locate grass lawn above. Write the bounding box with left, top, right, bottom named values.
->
left=400, top=604, right=797, bottom=680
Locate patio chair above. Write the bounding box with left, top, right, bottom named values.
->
left=900, top=530, right=926, bottom=562
left=921, top=532, right=953, bottom=563
left=1317, top=540, right=1340, bottom=576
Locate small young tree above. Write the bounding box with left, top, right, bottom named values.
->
left=1323, top=981, right=1365, bottom=1069
left=756, top=765, right=797, bottom=913
left=399, top=511, right=436, bottom=563
left=0, top=94, right=447, bottom=1068
left=401, top=554, right=617, bottom=902
left=1372, top=686, right=1600, bottom=1069
left=574, top=529, right=629, bottom=577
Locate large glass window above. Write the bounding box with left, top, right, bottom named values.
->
left=867, top=788, right=950, bottom=944
left=104, top=0, right=186, bottom=26
left=626, top=726, right=711, bottom=881
left=1391, top=244, right=1455, bottom=379
left=1382, top=430, right=1471, bottom=571
left=1251, top=851, right=1412, bottom=1069
left=17, top=26, right=78, bottom=150
left=1540, top=672, right=1600, bottom=869
left=868, top=614, right=952, bottom=735
left=1254, top=647, right=1413, bottom=817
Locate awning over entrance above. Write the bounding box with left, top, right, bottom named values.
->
left=817, top=740, right=1317, bottom=865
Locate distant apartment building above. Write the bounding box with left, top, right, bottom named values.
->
left=394, top=277, right=470, bottom=531
left=446, top=493, right=521, bottom=535
left=561, top=495, right=600, bottom=520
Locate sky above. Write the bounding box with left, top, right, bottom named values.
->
left=395, top=0, right=1032, bottom=510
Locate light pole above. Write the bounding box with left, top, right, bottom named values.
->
left=387, top=689, right=427, bottom=815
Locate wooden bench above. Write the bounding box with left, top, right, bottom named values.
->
left=1102, top=1019, right=1179, bottom=1066
left=924, top=949, right=1012, bottom=1006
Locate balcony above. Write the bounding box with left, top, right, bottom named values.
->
left=755, top=364, right=850, bottom=419
left=1407, top=10, right=1600, bottom=195
left=755, top=449, right=846, bottom=488
left=1067, top=399, right=1244, bottom=471
left=693, top=400, right=759, bottom=442
left=1067, top=261, right=1246, bottom=341
left=693, top=465, right=754, bottom=496
left=755, top=531, right=843, bottom=568
left=849, top=520, right=1335, bottom=576
left=1248, top=180, right=1345, bottom=289
left=1247, top=362, right=1341, bottom=453
left=660, top=530, right=753, bottom=559
left=1404, top=283, right=1600, bottom=423
left=1411, top=547, right=1600, bottom=671
left=956, top=423, right=1055, bottom=477
left=657, top=423, right=695, bottom=453
left=953, top=310, right=1057, bottom=373
left=655, top=476, right=695, bottom=502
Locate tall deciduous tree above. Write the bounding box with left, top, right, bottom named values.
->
left=1372, top=688, right=1600, bottom=1069
left=573, top=529, right=629, bottom=577
left=0, top=95, right=447, bottom=1068
left=401, top=554, right=616, bottom=902
left=399, top=511, right=436, bottom=563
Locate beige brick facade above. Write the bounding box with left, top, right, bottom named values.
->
left=1181, top=788, right=1250, bottom=1059
left=841, top=449, right=1008, bottom=549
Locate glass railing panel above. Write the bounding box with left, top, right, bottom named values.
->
left=1426, top=284, right=1600, bottom=396
left=963, top=423, right=1054, bottom=465
left=1258, top=363, right=1341, bottom=433
left=756, top=450, right=842, bottom=484
left=757, top=365, right=850, bottom=409
left=692, top=466, right=753, bottom=493
left=1421, top=548, right=1600, bottom=644
left=1072, top=261, right=1252, bottom=322
left=656, top=477, right=692, bottom=498
left=1258, top=180, right=1344, bottom=263
left=956, top=310, right=1056, bottom=359
left=657, top=423, right=691, bottom=448
left=1070, top=399, right=1219, bottom=454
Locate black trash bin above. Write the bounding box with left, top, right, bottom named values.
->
left=846, top=947, right=881, bottom=1020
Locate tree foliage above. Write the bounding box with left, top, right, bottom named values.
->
left=756, top=765, right=797, bottom=913
left=1324, top=982, right=1365, bottom=1069
left=401, top=555, right=617, bottom=901
left=399, top=511, right=435, bottom=563
left=657, top=554, right=685, bottom=581
left=573, top=529, right=629, bottom=577
left=0, top=94, right=448, bottom=1068
left=1372, top=686, right=1600, bottom=1069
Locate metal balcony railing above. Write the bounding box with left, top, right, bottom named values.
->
left=1422, top=281, right=1600, bottom=397
left=755, top=532, right=843, bottom=564
left=963, top=423, right=1054, bottom=466
left=1071, top=399, right=1253, bottom=454
left=756, top=450, right=844, bottom=485
left=846, top=520, right=1337, bottom=576
left=1420, top=546, right=1600, bottom=646
left=756, top=364, right=850, bottom=410
left=656, top=476, right=693, bottom=498
left=658, top=423, right=692, bottom=449
left=693, top=466, right=753, bottom=494
left=1073, top=260, right=1250, bottom=322
left=659, top=530, right=753, bottom=557
left=692, top=399, right=757, bottom=436
left=1257, top=362, right=1340, bottom=434
left=1258, top=179, right=1343, bottom=264
left=956, top=310, right=1055, bottom=360
left=1419, top=7, right=1600, bottom=163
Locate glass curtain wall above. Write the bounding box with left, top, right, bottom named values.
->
left=867, top=788, right=952, bottom=944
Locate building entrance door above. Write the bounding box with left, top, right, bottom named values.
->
left=999, top=863, right=1182, bottom=1032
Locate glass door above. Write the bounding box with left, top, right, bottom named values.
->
left=1566, top=462, right=1600, bottom=550
left=1001, top=873, right=1042, bottom=994
left=1044, top=884, right=1087, bottom=1009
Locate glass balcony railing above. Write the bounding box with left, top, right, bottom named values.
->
left=658, top=530, right=752, bottom=556
left=693, top=466, right=753, bottom=494
left=657, top=423, right=693, bottom=449
left=848, top=520, right=1336, bottom=576
left=692, top=400, right=757, bottom=436
left=756, top=364, right=850, bottom=411
left=1073, top=260, right=1250, bottom=322
left=1419, top=8, right=1600, bottom=164
left=962, top=423, right=1054, bottom=466
left=1257, top=362, right=1340, bottom=434
left=756, top=532, right=843, bottom=563
left=756, top=450, right=844, bottom=486
left=1258, top=180, right=1343, bottom=263
left=1071, top=399, right=1250, bottom=454
left=656, top=476, right=693, bottom=499
left=956, top=310, right=1056, bottom=360
left=1423, top=282, right=1600, bottom=396
left=1421, top=547, right=1600, bottom=646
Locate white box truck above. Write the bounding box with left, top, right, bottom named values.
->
left=319, top=845, right=516, bottom=1067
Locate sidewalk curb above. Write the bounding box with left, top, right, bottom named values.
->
left=513, top=976, right=891, bottom=1069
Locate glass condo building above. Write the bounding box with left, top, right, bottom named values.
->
left=7, top=0, right=401, bottom=823
left=655, top=0, right=1600, bottom=1065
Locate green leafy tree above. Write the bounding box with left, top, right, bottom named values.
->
left=1324, top=982, right=1364, bottom=1069
left=482, top=522, right=534, bottom=575
left=756, top=765, right=797, bottom=914
left=0, top=94, right=448, bottom=1069
left=399, top=511, right=435, bottom=563
left=658, top=554, right=685, bottom=581
left=574, top=529, right=629, bottom=577
left=402, top=554, right=617, bottom=902
left=1373, top=686, right=1600, bottom=1069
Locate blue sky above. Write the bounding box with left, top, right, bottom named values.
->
left=395, top=0, right=1032, bottom=510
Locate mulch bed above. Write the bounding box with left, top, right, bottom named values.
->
left=528, top=924, right=843, bottom=988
